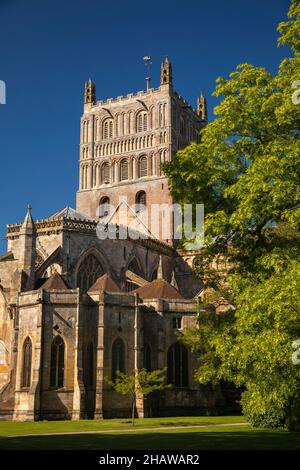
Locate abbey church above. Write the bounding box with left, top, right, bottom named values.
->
left=0, top=58, right=231, bottom=421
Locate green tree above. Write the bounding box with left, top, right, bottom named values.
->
left=164, top=0, right=300, bottom=429
left=106, top=368, right=168, bottom=426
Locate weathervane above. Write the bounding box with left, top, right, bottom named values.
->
left=143, top=56, right=152, bottom=91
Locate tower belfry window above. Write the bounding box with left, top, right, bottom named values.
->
left=103, top=119, right=113, bottom=139
left=101, top=163, right=110, bottom=184
left=138, top=156, right=147, bottom=178
left=120, top=159, right=129, bottom=181
left=137, top=112, right=148, bottom=132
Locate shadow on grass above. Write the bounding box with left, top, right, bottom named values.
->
left=157, top=421, right=223, bottom=427
left=0, top=428, right=299, bottom=451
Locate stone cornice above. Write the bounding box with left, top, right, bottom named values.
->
left=6, top=217, right=174, bottom=255
left=6, top=217, right=98, bottom=238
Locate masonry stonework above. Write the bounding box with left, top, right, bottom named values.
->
left=0, top=59, right=236, bottom=421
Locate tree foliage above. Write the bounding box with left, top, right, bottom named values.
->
left=165, top=0, right=300, bottom=429
left=106, top=368, right=168, bottom=425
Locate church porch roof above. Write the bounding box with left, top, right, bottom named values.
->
left=88, top=273, right=121, bottom=294
left=132, top=279, right=184, bottom=300
left=36, top=272, right=70, bottom=291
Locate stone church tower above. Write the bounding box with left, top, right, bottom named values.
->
left=76, top=57, right=207, bottom=244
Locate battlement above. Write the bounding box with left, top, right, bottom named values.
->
left=94, top=86, right=161, bottom=107
left=87, top=86, right=197, bottom=116
left=172, top=90, right=197, bottom=114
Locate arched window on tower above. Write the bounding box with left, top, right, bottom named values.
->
left=135, top=191, right=146, bottom=212
left=159, top=104, right=163, bottom=127
left=128, top=111, right=132, bottom=134
left=163, top=103, right=167, bottom=126
left=77, top=254, right=104, bottom=292
left=120, top=159, right=129, bottom=181
left=150, top=106, right=154, bottom=129
left=137, top=112, right=148, bottom=132
left=112, top=338, right=125, bottom=381
left=50, top=335, right=65, bottom=388
left=95, top=118, right=99, bottom=141
left=103, top=119, right=113, bottom=139
left=21, top=337, right=32, bottom=388
left=99, top=196, right=110, bottom=218
left=101, top=162, right=110, bottom=184
left=167, top=342, right=188, bottom=388
left=150, top=153, right=154, bottom=175
left=84, top=341, right=95, bottom=388
left=138, top=156, right=147, bottom=178
left=121, top=113, right=125, bottom=135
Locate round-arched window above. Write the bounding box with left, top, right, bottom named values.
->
left=136, top=112, right=148, bottom=132
left=103, top=119, right=113, bottom=139
left=99, top=196, right=110, bottom=218
left=138, top=156, right=147, bottom=178
left=120, top=159, right=129, bottom=181
left=101, top=163, right=110, bottom=184
left=135, top=191, right=146, bottom=212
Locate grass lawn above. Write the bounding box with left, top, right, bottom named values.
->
left=0, top=416, right=299, bottom=450
left=0, top=415, right=245, bottom=436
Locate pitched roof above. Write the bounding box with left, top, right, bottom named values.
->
left=48, top=206, right=93, bottom=221
left=39, top=272, right=70, bottom=291
left=133, top=279, right=184, bottom=300
left=88, top=273, right=121, bottom=294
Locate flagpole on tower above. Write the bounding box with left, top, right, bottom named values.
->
left=143, top=56, right=152, bottom=91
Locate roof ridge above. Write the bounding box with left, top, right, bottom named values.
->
left=88, top=273, right=121, bottom=293
left=39, top=272, right=70, bottom=291
left=133, top=277, right=183, bottom=300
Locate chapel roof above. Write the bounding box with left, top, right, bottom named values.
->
left=88, top=273, right=121, bottom=294
left=133, top=279, right=184, bottom=300
left=38, top=272, right=70, bottom=291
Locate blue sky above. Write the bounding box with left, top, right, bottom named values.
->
left=0, top=0, right=291, bottom=251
